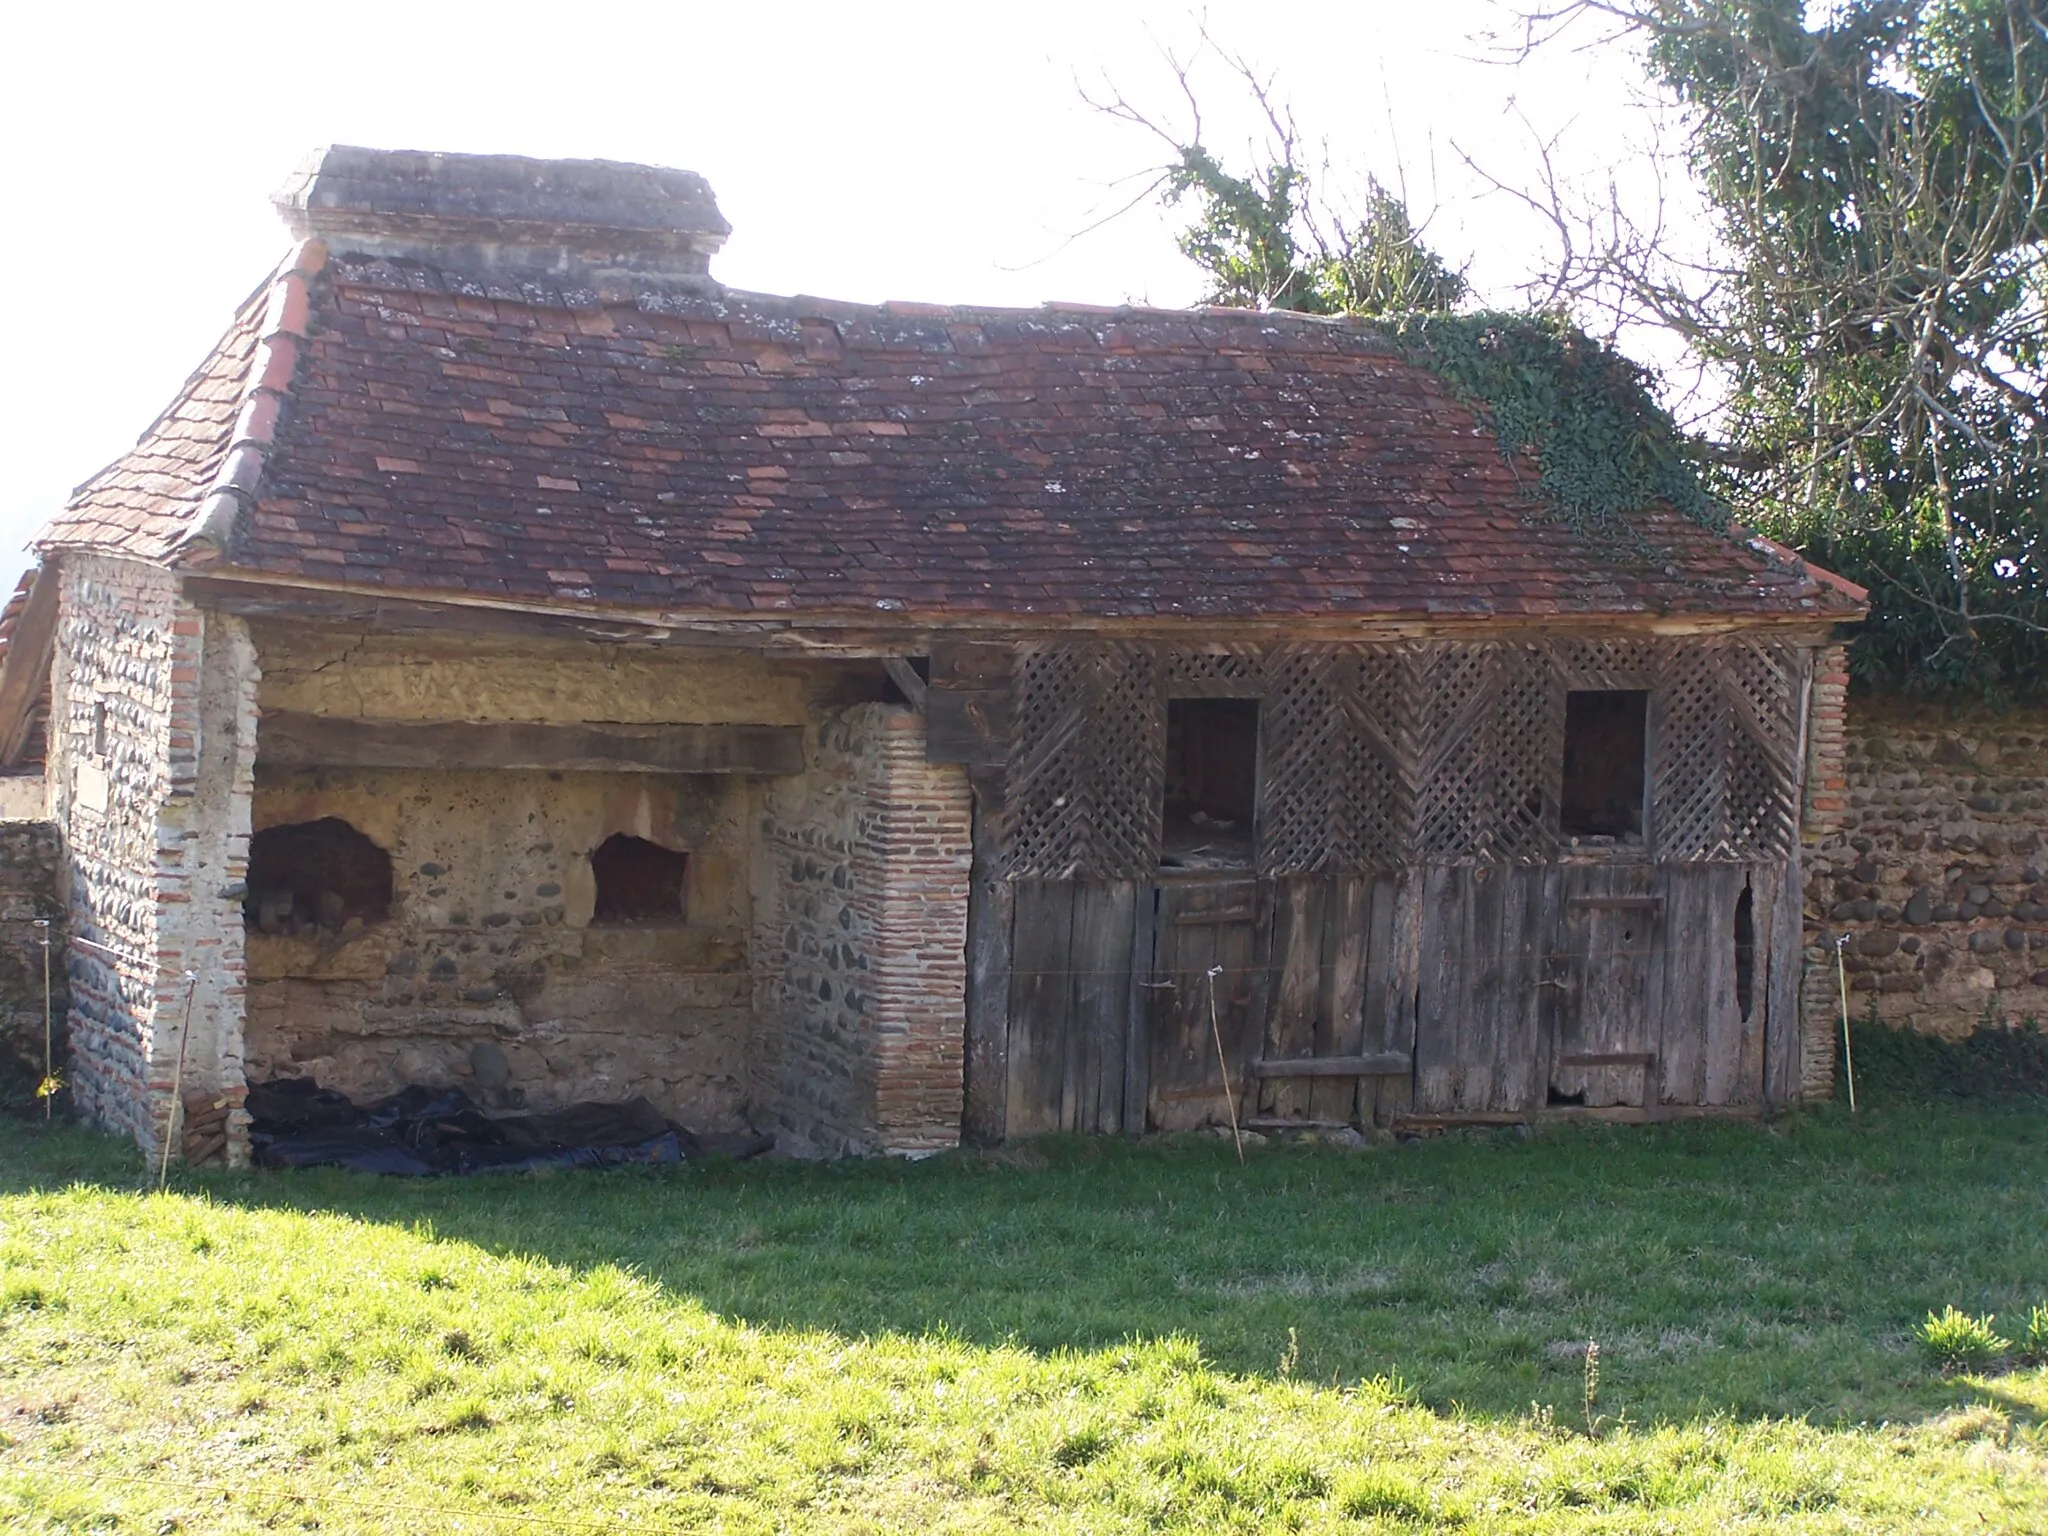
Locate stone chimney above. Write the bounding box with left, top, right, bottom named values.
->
left=273, top=146, right=730, bottom=295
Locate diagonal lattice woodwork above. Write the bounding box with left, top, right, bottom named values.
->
left=1004, top=642, right=1163, bottom=877
left=1162, top=647, right=1266, bottom=697
left=1000, top=635, right=1806, bottom=877
left=1489, top=644, right=1564, bottom=862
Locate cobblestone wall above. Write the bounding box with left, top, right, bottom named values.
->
left=1808, top=689, right=2048, bottom=1041
left=757, top=705, right=970, bottom=1155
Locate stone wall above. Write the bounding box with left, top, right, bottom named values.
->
left=757, top=705, right=971, bottom=1155
left=0, top=821, right=65, bottom=1101
left=244, top=767, right=755, bottom=1130
left=1806, top=688, right=2048, bottom=1041
left=244, top=627, right=787, bottom=1131
left=47, top=555, right=253, bottom=1155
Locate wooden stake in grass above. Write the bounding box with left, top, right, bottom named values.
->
left=1835, top=934, right=1857, bottom=1113
left=156, top=971, right=199, bottom=1192
left=1206, top=965, right=1245, bottom=1165
left=33, top=918, right=52, bottom=1121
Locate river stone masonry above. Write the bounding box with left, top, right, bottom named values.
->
left=1810, top=692, right=2048, bottom=1038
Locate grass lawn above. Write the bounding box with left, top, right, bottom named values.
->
left=2, top=1104, right=2045, bottom=1532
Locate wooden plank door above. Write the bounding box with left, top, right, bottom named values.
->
left=1548, top=863, right=1662, bottom=1108
left=1005, top=880, right=1138, bottom=1134
left=1414, top=864, right=1553, bottom=1115
left=1146, top=878, right=1264, bottom=1131
left=1655, top=863, right=1768, bottom=1106
left=1255, top=875, right=1401, bottom=1125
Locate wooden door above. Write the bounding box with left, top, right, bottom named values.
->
left=1005, top=880, right=1139, bottom=1134
left=1146, top=878, right=1264, bottom=1131
left=1254, top=875, right=1410, bottom=1125
left=1547, top=863, right=1661, bottom=1107
left=1413, top=864, right=1553, bottom=1115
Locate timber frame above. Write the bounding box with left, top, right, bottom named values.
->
left=956, top=631, right=1823, bottom=1141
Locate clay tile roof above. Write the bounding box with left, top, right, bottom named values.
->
left=38, top=256, right=1868, bottom=627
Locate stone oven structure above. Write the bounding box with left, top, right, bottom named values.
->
left=19, top=147, right=1865, bottom=1163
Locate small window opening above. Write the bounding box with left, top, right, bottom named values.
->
left=246, top=818, right=393, bottom=935
left=591, top=834, right=690, bottom=924
left=1733, top=880, right=1756, bottom=1021
left=1561, top=690, right=1648, bottom=843
left=1161, top=698, right=1259, bottom=869
left=91, top=701, right=109, bottom=758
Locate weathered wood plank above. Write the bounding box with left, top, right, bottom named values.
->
left=1067, top=882, right=1137, bottom=1134
left=1262, top=878, right=1326, bottom=1122
left=926, top=689, right=1011, bottom=765
left=1312, top=876, right=1372, bottom=1124
left=0, top=566, right=57, bottom=768
left=1551, top=862, right=1657, bottom=1108
left=1122, top=886, right=1160, bottom=1134
left=258, top=711, right=805, bottom=775
left=1365, top=873, right=1418, bottom=1126
left=929, top=640, right=1017, bottom=686
left=1699, top=868, right=1756, bottom=1105
left=1248, top=1054, right=1412, bottom=1078
left=1413, top=865, right=1469, bottom=1114
left=1762, top=853, right=1805, bottom=1104
left=961, top=768, right=1012, bottom=1144
left=1005, top=882, right=1076, bottom=1137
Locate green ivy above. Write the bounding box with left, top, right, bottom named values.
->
left=1842, top=1009, right=2048, bottom=1102
left=1380, top=311, right=1728, bottom=539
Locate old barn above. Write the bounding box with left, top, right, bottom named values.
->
left=15, top=147, right=1864, bottom=1162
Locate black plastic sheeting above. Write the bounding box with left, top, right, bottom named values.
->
left=248, top=1078, right=704, bottom=1175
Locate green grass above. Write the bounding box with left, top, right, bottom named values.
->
left=2, top=1105, right=2045, bottom=1532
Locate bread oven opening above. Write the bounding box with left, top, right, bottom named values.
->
left=591, top=834, right=690, bottom=925
left=246, top=817, right=393, bottom=935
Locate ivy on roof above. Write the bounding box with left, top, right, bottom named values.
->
left=1378, top=311, right=1728, bottom=539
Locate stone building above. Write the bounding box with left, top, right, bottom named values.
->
left=16, top=147, right=1866, bottom=1164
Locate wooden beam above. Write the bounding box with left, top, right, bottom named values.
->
left=0, top=567, right=58, bottom=768
left=258, top=711, right=804, bottom=775
left=1247, top=1053, right=1412, bottom=1079
left=925, top=688, right=1010, bottom=765
left=882, top=657, right=928, bottom=712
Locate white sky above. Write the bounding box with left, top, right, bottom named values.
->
left=0, top=0, right=1674, bottom=599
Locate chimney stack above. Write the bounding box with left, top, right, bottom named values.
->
left=273, top=146, right=730, bottom=295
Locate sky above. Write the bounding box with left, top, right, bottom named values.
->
left=0, top=0, right=1678, bottom=598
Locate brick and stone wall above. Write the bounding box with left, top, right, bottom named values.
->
left=0, top=821, right=66, bottom=1101
left=1804, top=679, right=2048, bottom=1048
left=242, top=626, right=787, bottom=1132
left=48, top=555, right=254, bottom=1157
left=757, top=704, right=970, bottom=1155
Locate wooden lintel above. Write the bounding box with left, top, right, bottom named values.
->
left=0, top=567, right=58, bottom=768
left=1248, top=1053, right=1412, bottom=1079
left=258, top=711, right=805, bottom=775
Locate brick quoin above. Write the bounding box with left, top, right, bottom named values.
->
left=1799, top=645, right=1853, bottom=1100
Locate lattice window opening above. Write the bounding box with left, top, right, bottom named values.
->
left=1163, top=697, right=1260, bottom=870
left=1560, top=689, right=1650, bottom=849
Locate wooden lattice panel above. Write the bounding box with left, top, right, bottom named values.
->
left=1004, top=642, right=1163, bottom=878
left=1336, top=647, right=1417, bottom=869
left=1489, top=644, right=1563, bottom=862
left=1163, top=647, right=1266, bottom=697
left=1650, top=640, right=1802, bottom=861
left=1552, top=636, right=1661, bottom=691
left=1415, top=643, right=1498, bottom=860
left=1256, top=645, right=1347, bottom=874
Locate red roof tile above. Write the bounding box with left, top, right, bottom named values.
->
left=39, top=256, right=1864, bottom=626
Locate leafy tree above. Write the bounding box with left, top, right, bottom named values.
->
left=1518, top=0, right=2048, bottom=695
